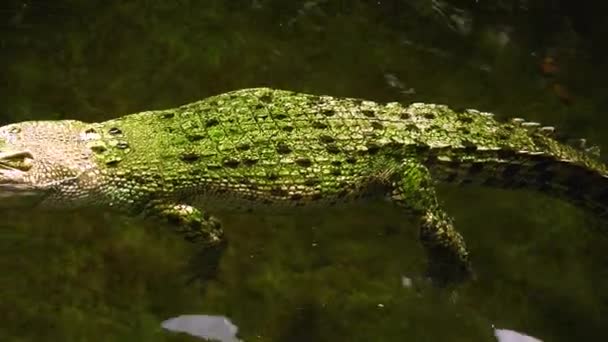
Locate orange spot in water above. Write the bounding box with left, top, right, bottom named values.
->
left=540, top=56, right=559, bottom=75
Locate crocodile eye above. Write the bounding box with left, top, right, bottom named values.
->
left=0, top=151, right=34, bottom=171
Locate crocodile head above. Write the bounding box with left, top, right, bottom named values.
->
left=0, top=121, right=93, bottom=208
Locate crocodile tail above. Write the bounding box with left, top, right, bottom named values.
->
left=430, top=125, right=608, bottom=218
left=522, top=134, right=608, bottom=218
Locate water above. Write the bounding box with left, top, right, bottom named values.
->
left=1, top=1, right=607, bottom=341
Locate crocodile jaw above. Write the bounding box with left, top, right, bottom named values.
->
left=0, top=152, right=48, bottom=207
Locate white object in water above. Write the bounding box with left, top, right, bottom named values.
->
left=161, top=314, right=241, bottom=342
left=494, top=327, right=542, bottom=342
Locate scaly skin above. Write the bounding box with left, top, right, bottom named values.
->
left=1, top=87, right=607, bottom=285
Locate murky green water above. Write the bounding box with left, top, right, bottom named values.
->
left=1, top=1, right=607, bottom=341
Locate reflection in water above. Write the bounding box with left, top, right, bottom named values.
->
left=494, top=327, right=542, bottom=342
left=161, top=315, right=241, bottom=342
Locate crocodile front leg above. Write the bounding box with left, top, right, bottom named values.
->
left=145, top=202, right=227, bottom=282
left=391, top=160, right=473, bottom=286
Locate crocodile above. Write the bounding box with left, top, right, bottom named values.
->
left=1, top=87, right=607, bottom=285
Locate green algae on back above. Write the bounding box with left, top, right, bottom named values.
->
left=1, top=87, right=607, bottom=285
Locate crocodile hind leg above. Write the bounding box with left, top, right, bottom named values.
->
left=145, top=202, right=227, bottom=283
left=391, top=160, right=472, bottom=286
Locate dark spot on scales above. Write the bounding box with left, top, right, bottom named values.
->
left=326, top=144, right=340, bottom=154
left=260, top=94, right=272, bottom=103
left=415, top=144, right=430, bottom=153
left=108, top=127, right=122, bottom=135
left=458, top=116, right=474, bottom=124
left=90, top=145, right=106, bottom=153
left=223, top=159, right=240, bottom=168
left=346, top=157, right=357, bottom=164
left=295, top=158, right=313, bottom=167
left=207, top=164, right=222, bottom=170
left=290, top=193, right=303, bottom=201
left=406, top=124, right=419, bottom=132
left=331, top=169, right=342, bottom=176
left=276, top=142, right=292, bottom=154
left=180, top=153, right=200, bottom=162
left=85, top=128, right=96, bottom=134
left=106, top=159, right=120, bottom=166
left=282, top=125, right=294, bottom=132
left=423, top=113, right=435, bottom=119
left=371, top=122, right=383, bottom=130
left=161, top=112, right=175, bottom=119
left=400, top=112, right=411, bottom=120
left=323, top=109, right=335, bottom=116
left=366, top=143, right=381, bottom=154
left=243, top=158, right=259, bottom=166
left=236, top=143, right=250, bottom=151
left=312, top=121, right=328, bottom=129
left=116, top=141, right=129, bottom=149
left=268, top=173, right=279, bottom=181
left=319, top=135, right=335, bottom=143
left=304, top=178, right=320, bottom=186
left=273, top=113, right=288, bottom=120
left=270, top=187, right=288, bottom=197
left=205, top=118, right=219, bottom=127
left=331, top=160, right=342, bottom=166
left=362, top=110, right=375, bottom=117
